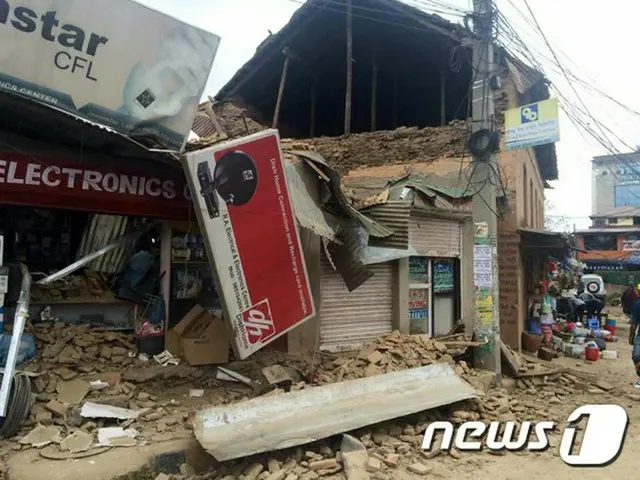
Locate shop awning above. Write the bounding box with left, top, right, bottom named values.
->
left=518, top=228, right=574, bottom=254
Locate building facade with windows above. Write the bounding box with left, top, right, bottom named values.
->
left=592, top=151, right=640, bottom=215
left=575, top=206, right=640, bottom=271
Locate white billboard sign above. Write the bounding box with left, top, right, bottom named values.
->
left=0, top=0, right=220, bottom=151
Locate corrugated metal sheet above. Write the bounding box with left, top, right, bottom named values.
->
left=76, top=215, right=136, bottom=274
left=283, top=161, right=336, bottom=241
left=191, top=111, right=218, bottom=138
left=410, top=214, right=461, bottom=257
left=194, top=363, right=477, bottom=461
left=320, top=254, right=393, bottom=352
left=326, top=226, right=373, bottom=291
left=291, top=151, right=394, bottom=239
left=363, top=201, right=411, bottom=250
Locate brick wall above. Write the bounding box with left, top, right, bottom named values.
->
left=498, top=192, right=523, bottom=349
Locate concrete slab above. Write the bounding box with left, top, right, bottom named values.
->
left=7, top=439, right=191, bottom=480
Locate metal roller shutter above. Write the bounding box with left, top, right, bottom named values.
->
left=319, top=256, right=394, bottom=352
left=410, top=215, right=461, bottom=257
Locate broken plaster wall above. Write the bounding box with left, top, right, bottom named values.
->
left=286, top=161, right=322, bottom=355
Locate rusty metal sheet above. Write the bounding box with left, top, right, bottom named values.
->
left=194, top=363, right=477, bottom=461
left=363, top=200, right=412, bottom=250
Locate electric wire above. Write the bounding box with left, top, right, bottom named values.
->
left=493, top=3, right=640, bottom=206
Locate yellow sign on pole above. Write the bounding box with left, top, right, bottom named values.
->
left=504, top=98, right=560, bottom=151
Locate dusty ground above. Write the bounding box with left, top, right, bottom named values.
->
left=440, top=321, right=639, bottom=480
left=5, top=315, right=638, bottom=480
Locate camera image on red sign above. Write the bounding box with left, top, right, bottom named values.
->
left=242, top=299, right=276, bottom=344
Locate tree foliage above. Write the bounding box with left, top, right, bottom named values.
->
left=544, top=199, right=572, bottom=232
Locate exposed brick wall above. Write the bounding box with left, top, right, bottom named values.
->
left=498, top=192, right=523, bottom=349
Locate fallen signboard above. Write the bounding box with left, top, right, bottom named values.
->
left=193, top=364, right=477, bottom=461
left=182, top=130, right=315, bottom=359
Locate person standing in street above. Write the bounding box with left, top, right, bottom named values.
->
left=622, top=283, right=637, bottom=323
left=628, top=284, right=640, bottom=388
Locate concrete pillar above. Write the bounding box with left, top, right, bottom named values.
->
left=395, top=258, right=409, bottom=333
left=460, top=218, right=474, bottom=333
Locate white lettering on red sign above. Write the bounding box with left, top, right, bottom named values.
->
left=242, top=299, right=276, bottom=344
left=0, top=159, right=190, bottom=201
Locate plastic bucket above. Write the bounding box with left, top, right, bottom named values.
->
left=526, top=318, right=542, bottom=335
left=585, top=346, right=599, bottom=361
left=604, top=324, right=616, bottom=336
left=605, top=318, right=616, bottom=326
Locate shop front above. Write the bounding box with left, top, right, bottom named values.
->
left=317, top=207, right=472, bottom=352
left=319, top=256, right=395, bottom=352
left=516, top=229, right=575, bottom=352
left=0, top=136, right=199, bottom=357
left=408, top=213, right=463, bottom=337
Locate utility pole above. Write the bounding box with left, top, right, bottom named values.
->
left=470, top=0, right=501, bottom=376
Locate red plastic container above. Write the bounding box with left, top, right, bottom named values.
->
left=585, top=345, right=599, bottom=361
left=604, top=325, right=616, bottom=336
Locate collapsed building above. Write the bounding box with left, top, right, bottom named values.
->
left=193, top=0, right=567, bottom=352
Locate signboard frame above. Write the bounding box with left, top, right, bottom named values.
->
left=182, top=129, right=316, bottom=359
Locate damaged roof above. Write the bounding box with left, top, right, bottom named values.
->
left=215, top=0, right=471, bottom=103
left=206, top=0, right=557, bottom=182
left=347, top=171, right=473, bottom=213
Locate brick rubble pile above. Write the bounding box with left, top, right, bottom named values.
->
left=310, top=331, right=474, bottom=385
left=289, top=122, right=468, bottom=175
left=31, top=322, right=139, bottom=372
left=4, top=326, right=619, bottom=479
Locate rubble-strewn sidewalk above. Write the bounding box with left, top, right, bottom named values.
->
left=0, top=325, right=631, bottom=480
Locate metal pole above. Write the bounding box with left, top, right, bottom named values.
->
left=371, top=46, right=377, bottom=131
left=272, top=55, right=291, bottom=129
left=440, top=70, right=446, bottom=126
left=471, top=0, right=501, bottom=376
left=310, top=80, right=316, bottom=137
left=344, top=0, right=353, bottom=135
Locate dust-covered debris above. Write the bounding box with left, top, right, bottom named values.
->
left=29, top=322, right=137, bottom=373
left=309, top=331, right=475, bottom=385
left=287, top=122, right=468, bottom=175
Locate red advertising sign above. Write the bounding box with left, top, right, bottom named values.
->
left=182, top=130, right=315, bottom=359
left=0, top=152, right=191, bottom=219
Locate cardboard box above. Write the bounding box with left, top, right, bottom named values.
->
left=173, top=305, right=229, bottom=366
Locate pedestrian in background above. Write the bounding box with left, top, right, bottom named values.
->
left=628, top=284, right=640, bottom=389
left=622, top=283, right=637, bottom=322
